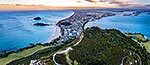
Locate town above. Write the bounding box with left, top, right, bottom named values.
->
left=52, top=10, right=116, bottom=45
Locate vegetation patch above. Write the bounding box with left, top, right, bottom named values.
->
left=55, top=54, right=67, bottom=64
left=0, top=45, right=49, bottom=65
left=3, top=27, right=150, bottom=65
left=144, top=41, right=150, bottom=53
left=126, top=33, right=150, bottom=53
left=68, top=27, right=150, bottom=65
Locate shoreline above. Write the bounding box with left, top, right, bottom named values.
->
left=53, top=10, right=116, bottom=46
left=0, top=10, right=74, bottom=54
left=1, top=9, right=150, bottom=65
left=46, top=11, right=75, bottom=43
left=1, top=9, right=149, bottom=55
left=47, top=26, right=61, bottom=42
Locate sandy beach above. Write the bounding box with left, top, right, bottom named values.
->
left=47, top=26, right=61, bottom=42
left=46, top=11, right=75, bottom=43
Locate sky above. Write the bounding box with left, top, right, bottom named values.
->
left=0, top=0, right=149, bottom=7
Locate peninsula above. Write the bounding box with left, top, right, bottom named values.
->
left=0, top=0, right=150, bottom=64
left=0, top=9, right=149, bottom=65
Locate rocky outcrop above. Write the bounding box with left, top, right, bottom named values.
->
left=33, top=17, right=41, bottom=20
left=33, top=23, right=49, bottom=26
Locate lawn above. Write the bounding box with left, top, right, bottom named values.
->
left=0, top=45, right=50, bottom=65
left=144, top=41, right=150, bottom=53
left=126, top=33, right=150, bottom=53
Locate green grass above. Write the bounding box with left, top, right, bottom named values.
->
left=8, top=44, right=64, bottom=65
left=126, top=33, right=147, bottom=42
left=0, top=45, right=50, bottom=65
left=144, top=41, right=150, bottom=53
left=126, top=33, right=150, bottom=53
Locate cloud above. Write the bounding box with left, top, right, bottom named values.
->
left=85, top=0, right=129, bottom=7
left=85, top=0, right=106, bottom=3
left=110, top=0, right=128, bottom=4
left=85, top=0, right=128, bottom=4
left=85, top=0, right=97, bottom=3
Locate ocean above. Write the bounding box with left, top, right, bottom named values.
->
left=0, top=10, right=73, bottom=52
left=85, top=11, right=150, bottom=39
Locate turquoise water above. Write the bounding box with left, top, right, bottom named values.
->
left=85, top=12, right=150, bottom=39
left=0, top=10, right=73, bottom=51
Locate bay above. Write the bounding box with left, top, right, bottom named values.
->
left=0, top=10, right=73, bottom=51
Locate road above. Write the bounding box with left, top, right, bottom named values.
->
left=52, top=33, right=84, bottom=65
left=120, top=52, right=142, bottom=65
left=73, top=33, right=84, bottom=46
left=53, top=47, right=73, bottom=65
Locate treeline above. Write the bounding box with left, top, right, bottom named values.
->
left=68, top=27, right=150, bottom=65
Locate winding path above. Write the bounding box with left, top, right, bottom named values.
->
left=120, top=56, right=128, bottom=65
left=53, top=47, right=73, bottom=65
left=135, top=53, right=142, bottom=65
left=52, top=33, right=84, bottom=65
left=120, top=52, right=142, bottom=65
left=73, top=33, right=84, bottom=46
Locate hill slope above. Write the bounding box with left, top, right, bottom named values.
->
left=7, top=27, right=150, bottom=65
left=66, top=27, right=150, bottom=65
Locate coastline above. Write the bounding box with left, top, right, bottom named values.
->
left=53, top=10, right=117, bottom=46
left=47, top=26, right=61, bottom=42
left=0, top=10, right=74, bottom=54
left=1, top=9, right=150, bottom=65
left=1, top=9, right=149, bottom=53
left=46, top=11, right=75, bottom=43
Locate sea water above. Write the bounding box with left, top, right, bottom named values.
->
left=0, top=10, right=73, bottom=52
left=85, top=12, right=150, bottom=39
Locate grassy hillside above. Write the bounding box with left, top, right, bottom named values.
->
left=7, top=45, right=63, bottom=65
left=66, top=27, right=150, bottom=65
left=6, top=27, right=150, bottom=65
left=126, top=33, right=150, bottom=53
left=144, top=41, right=150, bottom=53
left=0, top=45, right=50, bottom=65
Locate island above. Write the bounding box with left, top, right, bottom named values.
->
left=33, top=17, right=41, bottom=20
left=33, top=23, right=49, bottom=26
